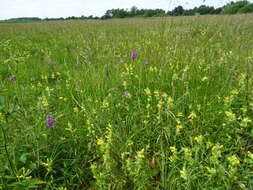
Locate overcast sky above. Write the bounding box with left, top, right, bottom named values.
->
left=0, top=0, right=252, bottom=20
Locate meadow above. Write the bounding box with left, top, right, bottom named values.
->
left=0, top=14, right=253, bottom=189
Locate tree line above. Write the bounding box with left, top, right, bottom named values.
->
left=2, top=0, right=253, bottom=22
left=102, top=1, right=253, bottom=19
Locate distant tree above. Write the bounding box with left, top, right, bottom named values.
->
left=222, top=0, right=250, bottom=14
left=196, top=5, right=215, bottom=15
left=99, top=1, right=253, bottom=20
left=172, top=6, right=184, bottom=16
left=9, top=17, right=41, bottom=21
left=212, top=7, right=223, bottom=14
left=238, top=3, right=253, bottom=13
left=130, top=6, right=138, bottom=17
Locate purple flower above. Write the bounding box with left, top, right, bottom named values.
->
left=31, top=77, right=36, bottom=81
left=46, top=115, right=54, bottom=128
left=9, top=76, right=15, bottom=81
left=123, top=91, right=129, bottom=97
left=131, top=50, right=137, bottom=60
left=145, top=60, right=149, bottom=65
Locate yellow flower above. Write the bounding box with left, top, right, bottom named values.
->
left=225, top=111, right=236, bottom=121
left=206, top=167, right=216, bottom=174
left=227, top=155, right=240, bottom=166
left=136, top=148, right=145, bottom=159
left=73, top=107, right=79, bottom=113
left=230, top=89, right=239, bottom=95
left=101, top=100, right=109, bottom=109
left=167, top=97, right=174, bottom=108
left=97, top=139, right=104, bottom=146
left=194, top=135, right=203, bottom=143
left=176, top=125, right=183, bottom=134
left=201, top=76, right=208, bottom=81
left=188, top=112, right=197, bottom=120
left=247, top=151, right=253, bottom=159
left=169, top=146, right=176, bottom=153
left=157, top=101, right=164, bottom=109
left=144, top=88, right=151, bottom=95
left=240, top=107, right=247, bottom=112
left=180, top=167, right=187, bottom=180
left=177, top=112, right=183, bottom=117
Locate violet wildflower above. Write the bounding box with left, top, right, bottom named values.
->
left=123, top=91, right=129, bottom=97
left=46, top=115, right=54, bottom=128
left=131, top=50, right=137, bottom=60
left=9, top=76, right=15, bottom=81
left=31, top=77, right=36, bottom=81
left=145, top=60, right=149, bottom=65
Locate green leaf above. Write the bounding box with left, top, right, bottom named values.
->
left=10, top=179, right=45, bottom=190
left=150, top=168, right=160, bottom=177
left=19, top=153, right=30, bottom=164
left=0, top=96, right=5, bottom=111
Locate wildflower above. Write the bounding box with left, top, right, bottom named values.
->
left=131, top=50, right=137, bottom=60
left=177, top=112, right=183, bottom=117
left=45, top=87, right=50, bottom=92
left=9, top=76, right=15, bottom=81
left=176, top=124, right=183, bottom=134
left=101, top=100, right=109, bottom=109
left=194, top=135, right=203, bottom=143
left=169, top=146, right=176, bottom=153
left=46, top=115, right=54, bottom=128
left=225, top=111, right=236, bottom=121
left=144, top=88, right=151, bottom=95
left=201, top=76, right=208, bottom=82
left=73, top=107, right=79, bottom=113
left=230, top=89, right=239, bottom=95
left=154, top=90, right=159, bottom=97
left=227, top=155, right=240, bottom=166
left=240, top=117, right=252, bottom=127
left=206, top=167, right=216, bottom=174
left=123, top=91, right=130, bottom=97
left=180, top=167, right=187, bottom=180
left=188, top=112, right=197, bottom=120
left=247, top=151, right=253, bottom=159
left=30, top=77, right=36, bottom=81
left=145, top=60, right=149, bottom=65
left=136, top=148, right=145, bottom=159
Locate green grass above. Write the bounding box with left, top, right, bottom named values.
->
left=0, top=14, right=253, bottom=189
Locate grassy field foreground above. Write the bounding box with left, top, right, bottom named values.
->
left=0, top=15, right=253, bottom=189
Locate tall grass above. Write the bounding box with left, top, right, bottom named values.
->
left=0, top=14, right=253, bottom=189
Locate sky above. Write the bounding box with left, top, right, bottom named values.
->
left=0, top=0, right=252, bottom=20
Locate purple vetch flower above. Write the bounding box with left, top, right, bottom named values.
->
left=131, top=50, right=137, bottom=60
left=145, top=60, right=149, bottom=65
left=123, top=91, right=129, bottom=97
left=9, top=76, right=15, bottom=81
left=46, top=115, right=54, bottom=128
